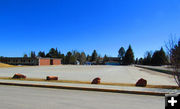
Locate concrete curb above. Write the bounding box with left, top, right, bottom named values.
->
left=0, top=82, right=166, bottom=96
left=135, top=65, right=173, bottom=75
left=0, top=77, right=179, bottom=89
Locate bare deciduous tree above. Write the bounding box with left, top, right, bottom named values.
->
left=165, top=36, right=180, bottom=86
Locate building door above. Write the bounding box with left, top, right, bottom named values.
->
left=50, top=59, right=53, bottom=65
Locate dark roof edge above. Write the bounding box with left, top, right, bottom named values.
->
left=0, top=57, right=61, bottom=60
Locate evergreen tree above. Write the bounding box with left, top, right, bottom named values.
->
left=30, top=51, right=36, bottom=58
left=138, top=58, right=143, bottom=65
left=171, top=40, right=180, bottom=65
left=23, top=54, right=28, bottom=58
left=86, top=55, right=91, bottom=62
left=103, top=54, right=108, bottom=64
left=72, top=50, right=81, bottom=62
left=65, top=52, right=71, bottom=64
left=38, top=51, right=45, bottom=57
left=143, top=51, right=152, bottom=65
left=45, top=53, right=50, bottom=57
left=118, top=47, right=125, bottom=59
left=45, top=48, right=62, bottom=58
left=60, top=54, right=65, bottom=64
left=48, top=48, right=58, bottom=58
left=118, top=47, right=125, bottom=64
left=69, top=55, right=76, bottom=64
left=151, top=47, right=168, bottom=66
left=123, top=45, right=134, bottom=65
left=65, top=51, right=76, bottom=64
left=57, top=51, right=61, bottom=58
left=91, top=50, right=97, bottom=62
left=96, top=56, right=101, bottom=65
left=159, top=48, right=168, bottom=65
left=135, top=58, right=139, bottom=64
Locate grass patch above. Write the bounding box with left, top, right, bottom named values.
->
left=0, top=63, right=24, bottom=68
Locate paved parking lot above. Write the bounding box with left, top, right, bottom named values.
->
left=0, top=85, right=164, bottom=109
left=0, top=65, right=177, bottom=86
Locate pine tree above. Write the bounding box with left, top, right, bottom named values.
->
left=96, top=56, right=101, bottom=65
left=91, top=50, right=97, bottom=62
left=69, top=55, right=76, bottom=64
left=72, top=50, right=81, bottom=62
left=86, top=55, right=91, bottom=62
left=103, top=54, right=108, bottom=64
left=135, top=58, right=139, bottom=64
left=118, top=47, right=125, bottom=64
left=65, top=51, right=76, bottom=64
left=45, top=48, right=61, bottom=58
left=38, top=51, right=45, bottom=57
left=143, top=51, right=152, bottom=65
left=123, top=45, right=134, bottom=65
left=30, top=51, right=36, bottom=58
left=23, top=54, right=28, bottom=58
left=65, top=52, right=72, bottom=64
left=151, top=47, right=168, bottom=66
left=49, top=48, right=57, bottom=58
left=61, top=54, right=65, bottom=64
left=138, top=58, right=143, bottom=65
left=118, top=47, right=125, bottom=59
left=171, top=40, right=180, bottom=65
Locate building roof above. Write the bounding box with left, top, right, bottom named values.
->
left=0, top=57, right=61, bottom=60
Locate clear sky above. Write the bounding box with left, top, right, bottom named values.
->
left=0, top=0, right=180, bottom=58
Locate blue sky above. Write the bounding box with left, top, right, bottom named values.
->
left=0, top=0, right=180, bottom=58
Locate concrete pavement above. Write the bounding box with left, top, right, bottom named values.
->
left=0, top=85, right=164, bottom=109
left=0, top=65, right=177, bottom=86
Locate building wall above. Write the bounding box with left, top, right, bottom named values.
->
left=53, top=59, right=61, bottom=65
left=0, top=57, right=38, bottom=65
left=39, top=58, right=61, bottom=66
left=39, top=58, right=50, bottom=66
left=0, top=57, right=61, bottom=66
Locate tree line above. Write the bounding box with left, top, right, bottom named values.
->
left=22, top=40, right=177, bottom=66
left=117, top=45, right=173, bottom=66
left=135, top=47, right=169, bottom=66
left=23, top=45, right=135, bottom=65
left=23, top=48, right=102, bottom=65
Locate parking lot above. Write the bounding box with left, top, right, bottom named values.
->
left=0, top=65, right=177, bottom=86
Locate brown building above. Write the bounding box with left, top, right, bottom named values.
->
left=0, top=57, right=61, bottom=66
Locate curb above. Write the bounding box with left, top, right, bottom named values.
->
left=135, top=65, right=173, bottom=75
left=0, top=82, right=166, bottom=96
left=0, top=77, right=179, bottom=89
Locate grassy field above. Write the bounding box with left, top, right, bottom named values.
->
left=0, top=63, right=16, bottom=68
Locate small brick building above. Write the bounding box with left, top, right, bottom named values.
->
left=39, top=58, right=61, bottom=66
left=0, top=57, right=61, bottom=66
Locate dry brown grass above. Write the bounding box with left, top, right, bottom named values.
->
left=0, top=63, right=16, bottom=68
left=0, top=63, right=26, bottom=68
left=0, top=77, right=179, bottom=89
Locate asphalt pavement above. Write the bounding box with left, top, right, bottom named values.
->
left=0, top=85, right=164, bottom=109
